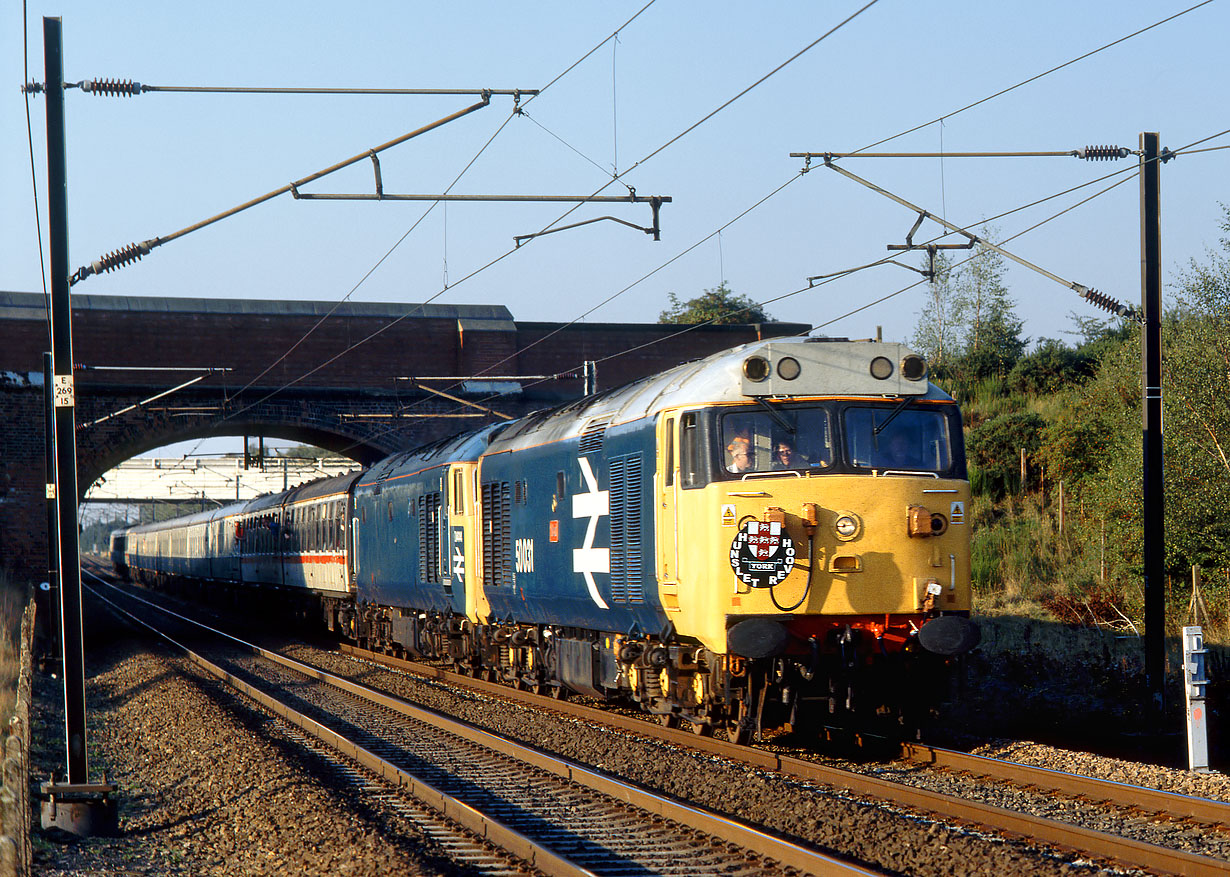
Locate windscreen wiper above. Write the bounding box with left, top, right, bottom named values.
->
left=872, top=396, right=913, bottom=436
left=756, top=397, right=795, bottom=434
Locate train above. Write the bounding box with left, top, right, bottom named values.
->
left=111, top=335, right=979, bottom=742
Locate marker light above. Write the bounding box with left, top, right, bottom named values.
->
left=777, top=357, right=801, bottom=380
left=743, top=356, right=770, bottom=382
left=901, top=354, right=927, bottom=381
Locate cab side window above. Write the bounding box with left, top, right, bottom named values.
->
left=680, top=413, right=701, bottom=488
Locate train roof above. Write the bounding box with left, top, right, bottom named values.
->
left=357, top=422, right=503, bottom=488
left=283, top=471, right=362, bottom=504
left=123, top=499, right=248, bottom=535
left=487, top=336, right=950, bottom=453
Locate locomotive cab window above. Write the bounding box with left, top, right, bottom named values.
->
left=844, top=405, right=955, bottom=473
left=720, top=407, right=833, bottom=477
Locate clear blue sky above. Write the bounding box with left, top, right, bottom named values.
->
left=5, top=1, right=1228, bottom=361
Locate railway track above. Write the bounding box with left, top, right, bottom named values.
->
left=332, top=643, right=1230, bottom=876
left=81, top=568, right=1230, bottom=875
left=85, top=572, right=879, bottom=877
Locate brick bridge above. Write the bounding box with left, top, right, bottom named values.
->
left=1, top=291, right=807, bottom=582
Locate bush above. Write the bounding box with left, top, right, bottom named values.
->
left=1006, top=338, right=1097, bottom=395
left=967, top=412, right=1045, bottom=498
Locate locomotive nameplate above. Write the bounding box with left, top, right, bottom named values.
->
left=729, top=520, right=796, bottom=588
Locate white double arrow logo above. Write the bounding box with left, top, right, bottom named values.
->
left=572, top=457, right=610, bottom=610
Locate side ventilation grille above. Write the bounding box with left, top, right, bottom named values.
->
left=608, top=452, right=644, bottom=604
left=578, top=418, right=610, bottom=456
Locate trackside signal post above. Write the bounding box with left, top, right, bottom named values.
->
left=39, top=16, right=118, bottom=836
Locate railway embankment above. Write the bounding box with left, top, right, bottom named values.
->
left=949, top=612, right=1228, bottom=765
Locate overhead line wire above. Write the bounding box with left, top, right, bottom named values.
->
left=225, top=1, right=876, bottom=425
left=314, top=0, right=885, bottom=455
left=319, top=2, right=1206, bottom=446
left=853, top=0, right=1215, bottom=155
left=388, top=1, right=880, bottom=379
left=223, top=2, right=1214, bottom=453
left=476, top=0, right=1202, bottom=389
left=567, top=7, right=1228, bottom=371
left=219, top=2, right=666, bottom=422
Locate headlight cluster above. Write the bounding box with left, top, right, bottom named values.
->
left=869, top=353, right=928, bottom=381
left=743, top=355, right=802, bottom=382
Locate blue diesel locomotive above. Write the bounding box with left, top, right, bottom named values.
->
left=119, top=336, right=979, bottom=740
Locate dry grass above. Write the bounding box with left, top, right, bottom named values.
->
left=0, top=571, right=24, bottom=724
left=971, top=596, right=1229, bottom=716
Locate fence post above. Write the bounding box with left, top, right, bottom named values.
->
left=0, top=836, right=15, bottom=877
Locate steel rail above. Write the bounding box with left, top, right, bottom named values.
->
left=86, top=575, right=879, bottom=877
left=899, top=742, right=1230, bottom=827
left=339, top=645, right=1230, bottom=877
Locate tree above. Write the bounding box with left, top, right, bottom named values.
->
left=949, top=230, right=1026, bottom=379
left=1051, top=205, right=1230, bottom=578
left=911, top=251, right=961, bottom=373
left=658, top=282, right=772, bottom=324
left=912, top=229, right=1026, bottom=381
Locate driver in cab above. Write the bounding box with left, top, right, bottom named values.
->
left=727, top=437, right=755, bottom=473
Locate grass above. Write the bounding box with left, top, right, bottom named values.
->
left=0, top=570, right=25, bottom=725
left=970, top=490, right=1230, bottom=645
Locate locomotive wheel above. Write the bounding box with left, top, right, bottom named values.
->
left=727, top=721, right=752, bottom=746
left=549, top=684, right=568, bottom=700
left=690, top=718, right=714, bottom=737
left=728, top=701, right=753, bottom=745
left=656, top=713, right=680, bottom=729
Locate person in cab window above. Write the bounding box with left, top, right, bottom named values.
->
left=727, top=437, right=754, bottom=473
left=881, top=432, right=923, bottom=469
left=773, top=439, right=807, bottom=469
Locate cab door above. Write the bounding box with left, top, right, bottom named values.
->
left=655, top=413, right=681, bottom=613
left=449, top=463, right=485, bottom=622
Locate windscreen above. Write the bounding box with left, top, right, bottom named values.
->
left=843, top=406, right=953, bottom=472
left=720, top=407, right=834, bottom=475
